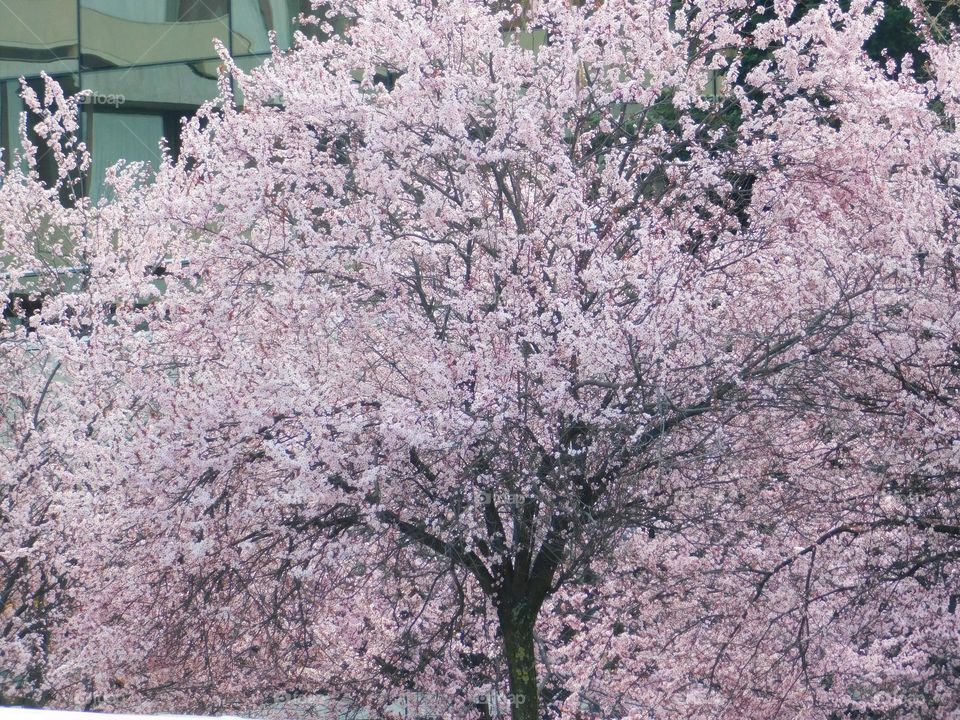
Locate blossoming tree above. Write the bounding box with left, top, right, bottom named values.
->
left=0, top=84, right=97, bottom=706
left=3, top=0, right=959, bottom=718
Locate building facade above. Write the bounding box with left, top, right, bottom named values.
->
left=0, top=0, right=317, bottom=198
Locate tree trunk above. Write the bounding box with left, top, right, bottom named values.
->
left=499, top=604, right=540, bottom=720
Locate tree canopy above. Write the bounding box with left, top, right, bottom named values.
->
left=2, top=1, right=959, bottom=718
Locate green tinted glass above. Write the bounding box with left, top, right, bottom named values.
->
left=232, top=0, right=297, bottom=54
left=81, top=62, right=219, bottom=109
left=87, top=110, right=164, bottom=200
left=0, top=0, right=79, bottom=81
left=80, top=0, right=230, bottom=69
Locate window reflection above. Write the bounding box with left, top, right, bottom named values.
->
left=80, top=0, right=233, bottom=69
left=0, top=0, right=340, bottom=199
left=82, top=63, right=220, bottom=108
left=0, top=1, right=331, bottom=82
left=0, top=0, right=78, bottom=80
left=232, top=0, right=295, bottom=53
left=82, top=63, right=218, bottom=196
left=176, top=0, right=230, bottom=21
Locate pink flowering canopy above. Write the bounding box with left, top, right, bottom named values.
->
left=2, top=0, right=959, bottom=718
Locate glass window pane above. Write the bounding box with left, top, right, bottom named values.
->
left=0, top=0, right=79, bottom=81
left=81, top=63, right=221, bottom=195
left=177, top=0, right=230, bottom=21
left=231, top=0, right=299, bottom=53
left=1, top=81, right=20, bottom=171
left=81, top=62, right=219, bottom=109
left=80, top=0, right=230, bottom=69
left=87, top=111, right=164, bottom=200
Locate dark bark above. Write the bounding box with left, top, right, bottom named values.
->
left=498, top=601, right=540, bottom=720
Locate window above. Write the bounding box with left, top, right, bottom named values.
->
left=0, top=0, right=79, bottom=80
left=1, top=81, right=19, bottom=172
left=82, top=62, right=220, bottom=109
left=81, top=63, right=218, bottom=198
left=1, top=0, right=322, bottom=199
left=80, top=0, right=230, bottom=68
left=86, top=110, right=164, bottom=200
left=231, top=0, right=299, bottom=53
left=176, top=0, right=230, bottom=21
